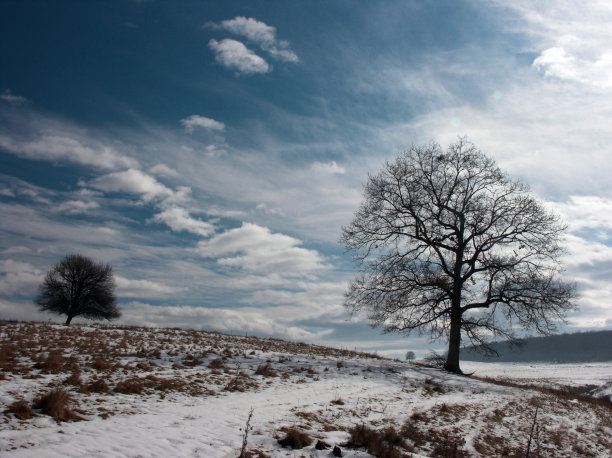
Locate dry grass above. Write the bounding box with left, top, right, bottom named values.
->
left=277, top=427, right=312, bottom=449
left=114, top=378, right=145, bottom=395
left=345, top=424, right=408, bottom=458
left=5, top=399, right=35, bottom=420
left=254, top=363, right=278, bottom=377
left=33, top=388, right=84, bottom=422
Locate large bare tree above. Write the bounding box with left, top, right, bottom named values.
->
left=341, top=139, right=576, bottom=373
left=36, top=254, right=120, bottom=325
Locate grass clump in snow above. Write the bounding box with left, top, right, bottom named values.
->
left=277, top=426, right=312, bottom=449
left=5, top=399, right=35, bottom=420
left=114, top=378, right=145, bottom=394
left=254, top=363, right=278, bottom=377
left=34, top=388, right=84, bottom=422
left=345, top=423, right=408, bottom=457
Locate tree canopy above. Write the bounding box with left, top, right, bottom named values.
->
left=341, top=139, right=576, bottom=373
left=36, top=254, right=120, bottom=325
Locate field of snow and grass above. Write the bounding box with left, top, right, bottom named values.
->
left=1, top=321, right=610, bottom=457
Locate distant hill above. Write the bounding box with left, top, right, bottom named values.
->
left=461, top=330, right=612, bottom=363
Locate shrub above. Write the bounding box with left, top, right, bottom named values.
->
left=91, top=357, right=113, bottom=371
left=254, top=363, right=278, bottom=377
left=6, top=399, right=34, bottom=420
left=64, top=370, right=82, bottom=387
left=88, top=378, right=110, bottom=393
left=345, top=424, right=407, bottom=458
left=207, top=358, right=225, bottom=369
left=114, top=378, right=144, bottom=394
left=277, top=427, right=312, bottom=449
left=33, top=389, right=83, bottom=422
left=37, top=350, right=66, bottom=373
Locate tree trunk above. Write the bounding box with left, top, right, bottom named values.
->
left=444, top=310, right=462, bottom=374
left=65, top=315, right=73, bottom=326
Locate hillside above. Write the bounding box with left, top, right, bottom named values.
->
left=461, top=330, right=612, bottom=363
left=1, top=321, right=611, bottom=457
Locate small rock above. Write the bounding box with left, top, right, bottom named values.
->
left=332, top=445, right=342, bottom=457
left=315, top=439, right=330, bottom=450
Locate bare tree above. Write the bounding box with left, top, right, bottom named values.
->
left=36, top=254, right=120, bottom=325
left=341, top=139, right=576, bottom=374
left=405, top=351, right=416, bottom=361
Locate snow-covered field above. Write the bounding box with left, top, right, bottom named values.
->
left=1, top=321, right=611, bottom=457
left=462, top=361, right=612, bottom=400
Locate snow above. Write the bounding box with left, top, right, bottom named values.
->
left=1, top=321, right=611, bottom=457
left=461, top=361, right=612, bottom=389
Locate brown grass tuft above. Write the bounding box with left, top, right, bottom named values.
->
left=345, top=424, right=407, bottom=457
left=33, top=389, right=84, bottom=422
left=36, top=350, right=67, bottom=373
left=254, top=363, right=278, bottom=377
left=277, top=427, right=312, bottom=449
left=6, top=399, right=34, bottom=420
left=91, top=357, right=113, bottom=372
left=114, top=378, right=144, bottom=394
left=88, top=378, right=110, bottom=393
left=207, top=358, right=225, bottom=369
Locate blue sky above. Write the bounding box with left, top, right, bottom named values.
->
left=1, top=0, right=611, bottom=357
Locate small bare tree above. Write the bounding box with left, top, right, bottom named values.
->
left=36, top=254, right=120, bottom=325
left=341, top=139, right=576, bottom=373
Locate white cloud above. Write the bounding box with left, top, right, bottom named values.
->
left=0, top=133, right=138, bottom=170
left=208, top=38, right=270, bottom=74
left=0, top=298, right=55, bottom=322
left=0, top=259, right=44, bottom=296
left=549, top=196, right=612, bottom=233
left=0, top=89, right=28, bottom=104
left=149, top=163, right=180, bottom=178
left=90, top=169, right=173, bottom=202
left=563, top=234, right=612, bottom=267
left=118, top=301, right=332, bottom=341
left=180, top=115, right=225, bottom=134
left=153, top=207, right=215, bottom=237
left=534, top=47, right=612, bottom=88
left=312, top=161, right=346, bottom=175
left=214, top=16, right=299, bottom=63
left=115, top=276, right=185, bottom=298
left=57, top=200, right=100, bottom=215
left=197, top=222, right=326, bottom=276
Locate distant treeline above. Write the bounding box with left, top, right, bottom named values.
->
left=461, top=330, right=612, bottom=363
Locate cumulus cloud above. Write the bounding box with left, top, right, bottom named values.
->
left=549, top=196, right=612, bottom=233
left=149, top=163, right=180, bottom=178
left=115, top=276, right=185, bottom=298
left=213, top=16, right=299, bottom=63
left=563, top=234, right=612, bottom=267
left=0, top=259, right=43, bottom=296
left=56, top=200, right=100, bottom=215
left=197, top=222, right=327, bottom=276
left=152, top=207, right=215, bottom=237
left=493, top=0, right=612, bottom=88
left=312, top=161, right=346, bottom=175
left=0, top=133, right=138, bottom=170
left=0, top=89, right=28, bottom=104
left=208, top=38, right=270, bottom=74
left=89, top=169, right=173, bottom=202
left=119, top=301, right=332, bottom=341
left=180, top=115, right=225, bottom=133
